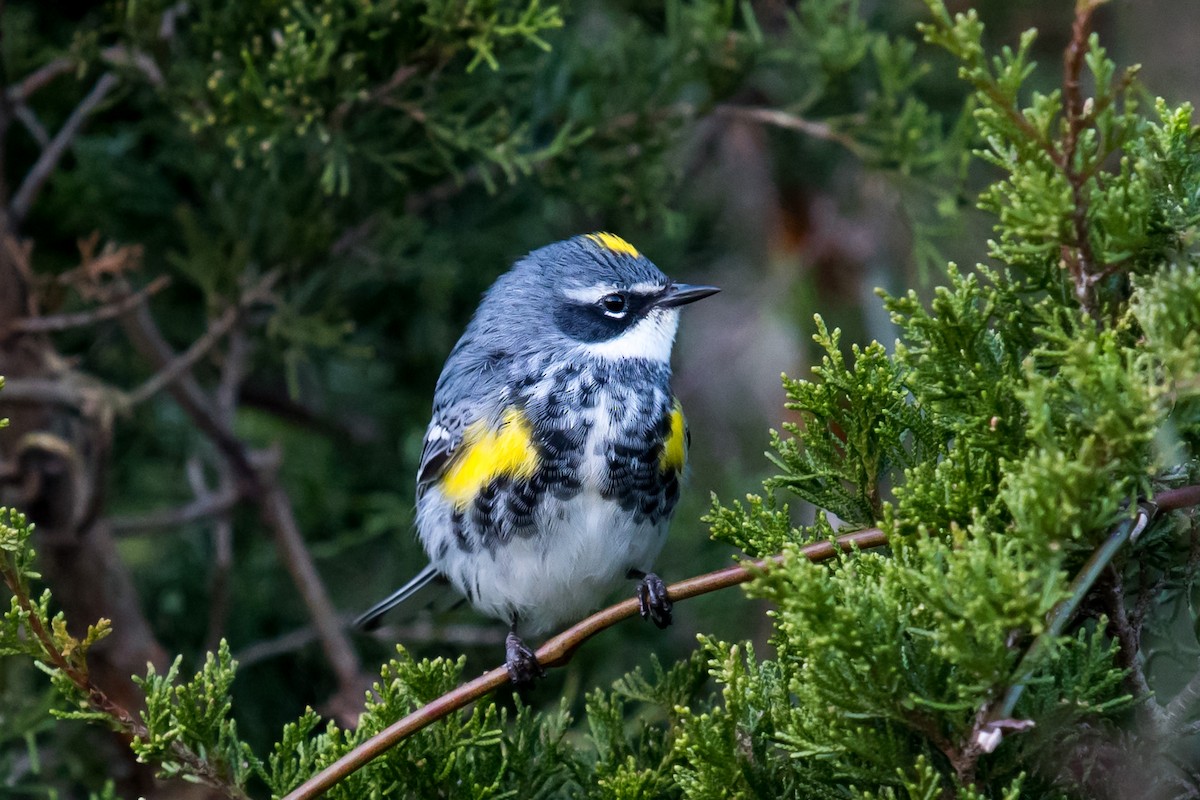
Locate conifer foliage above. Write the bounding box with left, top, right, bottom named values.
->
left=3, top=1, right=1200, bottom=797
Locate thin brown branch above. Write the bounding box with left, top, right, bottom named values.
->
left=123, top=276, right=271, bottom=407
left=331, top=64, right=419, bottom=130
left=282, top=527, right=889, bottom=800
left=12, top=104, right=49, bottom=148
left=711, top=105, right=868, bottom=157
left=0, top=555, right=249, bottom=799
left=235, top=617, right=506, bottom=669
left=1059, top=0, right=1104, bottom=314
left=4, top=57, right=75, bottom=104
left=100, top=45, right=165, bottom=88
left=11, top=72, right=119, bottom=225
left=1102, top=565, right=1168, bottom=732
left=6, top=275, right=170, bottom=334
left=109, top=483, right=241, bottom=535
left=260, top=478, right=363, bottom=690
left=0, top=377, right=98, bottom=411
left=116, top=275, right=364, bottom=707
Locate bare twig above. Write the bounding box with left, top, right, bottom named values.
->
left=281, top=528, right=890, bottom=800
left=109, top=484, right=241, bottom=535
left=7, top=275, right=170, bottom=334
left=12, top=104, right=49, bottom=148
left=116, top=281, right=364, bottom=708
left=331, top=64, right=419, bottom=130
left=1059, top=0, right=1104, bottom=314
left=11, top=72, right=120, bottom=225
left=711, top=105, right=868, bottom=157
left=100, top=45, right=165, bottom=88
left=260, top=479, right=362, bottom=691
left=4, top=57, right=75, bottom=104
left=0, top=551, right=251, bottom=799
left=235, top=617, right=506, bottom=669
left=0, top=376, right=103, bottom=411
left=123, top=274, right=273, bottom=407
left=1102, top=565, right=1169, bottom=732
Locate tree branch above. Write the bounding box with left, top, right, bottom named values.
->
left=0, top=544, right=250, bottom=799
left=10, top=72, right=120, bottom=226
left=123, top=275, right=272, bottom=407
left=5, top=275, right=170, bottom=334
left=282, top=527, right=889, bottom=800
left=968, top=483, right=1200, bottom=760
left=711, top=105, right=868, bottom=157
left=4, top=57, right=76, bottom=104
left=116, top=280, right=364, bottom=711
left=109, top=482, right=241, bottom=536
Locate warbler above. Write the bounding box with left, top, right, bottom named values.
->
left=355, top=233, right=718, bottom=683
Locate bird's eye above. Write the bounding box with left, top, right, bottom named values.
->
left=601, top=293, right=627, bottom=315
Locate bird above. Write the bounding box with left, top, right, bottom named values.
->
left=354, top=232, right=719, bottom=684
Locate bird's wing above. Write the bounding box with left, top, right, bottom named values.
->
left=415, top=341, right=517, bottom=495
left=353, top=563, right=442, bottom=630
left=415, top=399, right=477, bottom=495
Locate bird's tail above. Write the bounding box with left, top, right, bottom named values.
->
left=353, top=564, right=441, bottom=631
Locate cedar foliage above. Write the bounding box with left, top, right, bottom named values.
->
left=3, top=0, right=1200, bottom=797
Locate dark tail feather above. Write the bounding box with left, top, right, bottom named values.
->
left=354, top=564, right=441, bottom=631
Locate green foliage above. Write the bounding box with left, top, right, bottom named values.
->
left=6, top=0, right=1200, bottom=798
left=132, top=641, right=258, bottom=788
left=767, top=318, right=942, bottom=526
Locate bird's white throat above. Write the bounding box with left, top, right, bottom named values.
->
left=577, top=307, right=680, bottom=362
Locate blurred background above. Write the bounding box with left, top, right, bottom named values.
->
left=1, top=0, right=1198, bottom=795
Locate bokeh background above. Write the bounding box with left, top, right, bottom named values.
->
left=1, top=0, right=1198, bottom=794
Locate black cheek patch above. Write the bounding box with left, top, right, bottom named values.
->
left=553, top=303, right=627, bottom=343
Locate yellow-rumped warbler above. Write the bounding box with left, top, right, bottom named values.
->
left=355, top=233, right=718, bottom=683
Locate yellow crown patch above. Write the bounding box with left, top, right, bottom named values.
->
left=586, top=232, right=640, bottom=258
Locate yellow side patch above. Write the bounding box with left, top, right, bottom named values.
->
left=586, top=232, right=640, bottom=258
left=440, top=409, right=539, bottom=509
left=660, top=402, right=687, bottom=473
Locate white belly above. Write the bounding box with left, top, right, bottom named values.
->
left=461, top=491, right=667, bottom=635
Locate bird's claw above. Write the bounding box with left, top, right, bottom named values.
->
left=505, top=631, right=544, bottom=687
left=636, top=572, right=673, bottom=629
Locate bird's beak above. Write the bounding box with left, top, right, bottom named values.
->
left=655, top=283, right=721, bottom=308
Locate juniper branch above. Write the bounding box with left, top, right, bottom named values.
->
left=282, top=527, right=890, bottom=800
left=0, top=527, right=251, bottom=799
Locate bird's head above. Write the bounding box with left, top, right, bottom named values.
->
left=477, top=233, right=719, bottom=363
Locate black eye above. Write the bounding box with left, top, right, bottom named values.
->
left=601, top=293, right=627, bottom=315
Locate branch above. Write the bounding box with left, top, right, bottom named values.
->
left=123, top=275, right=273, bottom=407
left=0, top=545, right=250, bottom=799
left=5, top=275, right=170, bottom=334
left=281, top=527, right=889, bottom=800
left=116, top=280, right=365, bottom=707
left=711, top=105, right=868, bottom=157
left=10, top=72, right=120, bottom=225
left=1059, top=0, right=1104, bottom=314
left=969, top=482, right=1200, bottom=757
left=4, top=57, right=75, bottom=104
left=109, top=483, right=241, bottom=535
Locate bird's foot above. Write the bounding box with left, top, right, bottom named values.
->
left=505, top=631, right=544, bottom=687
left=635, top=572, right=673, bottom=629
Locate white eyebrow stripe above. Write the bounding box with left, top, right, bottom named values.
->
left=561, top=281, right=665, bottom=304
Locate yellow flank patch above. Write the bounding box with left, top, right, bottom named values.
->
left=660, top=402, right=687, bottom=473
left=586, top=232, right=640, bottom=258
left=440, top=409, right=539, bottom=509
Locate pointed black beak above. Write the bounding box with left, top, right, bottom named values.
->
left=656, top=283, right=721, bottom=309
